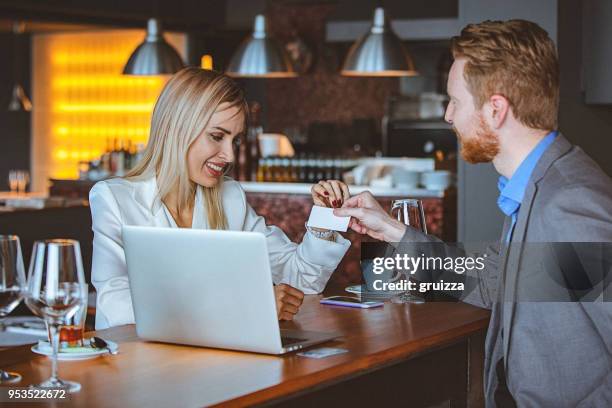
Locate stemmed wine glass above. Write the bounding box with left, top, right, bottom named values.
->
left=25, top=239, right=86, bottom=393
left=390, top=199, right=427, bottom=304
left=0, top=235, right=27, bottom=383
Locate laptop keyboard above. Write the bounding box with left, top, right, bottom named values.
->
left=281, top=336, right=307, bottom=346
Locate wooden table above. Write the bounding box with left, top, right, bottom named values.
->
left=0, top=296, right=489, bottom=408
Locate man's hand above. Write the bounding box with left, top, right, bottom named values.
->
left=333, top=191, right=407, bottom=243
left=274, top=283, right=305, bottom=321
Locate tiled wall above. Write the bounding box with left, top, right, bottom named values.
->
left=264, top=1, right=399, bottom=132
left=30, top=29, right=185, bottom=191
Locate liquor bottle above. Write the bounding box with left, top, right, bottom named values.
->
left=269, top=157, right=280, bottom=182
left=232, top=139, right=241, bottom=180
left=306, top=157, right=317, bottom=183
left=281, top=157, right=293, bottom=183
left=289, top=158, right=298, bottom=182
left=314, top=158, right=327, bottom=183
left=237, top=136, right=249, bottom=181
left=333, top=158, right=343, bottom=180
left=115, top=139, right=125, bottom=176
left=256, top=158, right=266, bottom=182
left=324, top=158, right=334, bottom=180
left=109, top=138, right=118, bottom=174
left=263, top=158, right=273, bottom=181
left=124, top=140, right=134, bottom=170
left=133, top=143, right=145, bottom=169
left=248, top=102, right=263, bottom=181
left=297, top=156, right=307, bottom=183
left=123, top=140, right=130, bottom=171
left=101, top=137, right=111, bottom=173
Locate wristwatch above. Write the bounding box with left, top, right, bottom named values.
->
left=305, top=223, right=335, bottom=240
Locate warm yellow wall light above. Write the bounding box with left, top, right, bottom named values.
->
left=31, top=30, right=185, bottom=188
left=55, top=103, right=156, bottom=113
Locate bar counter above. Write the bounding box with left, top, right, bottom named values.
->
left=0, top=295, right=489, bottom=407
left=239, top=181, right=444, bottom=198
left=47, top=179, right=445, bottom=199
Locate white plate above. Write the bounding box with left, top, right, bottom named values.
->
left=345, top=285, right=402, bottom=300
left=31, top=339, right=118, bottom=361
left=0, top=316, right=47, bottom=347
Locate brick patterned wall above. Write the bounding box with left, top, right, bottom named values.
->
left=264, top=1, right=399, bottom=131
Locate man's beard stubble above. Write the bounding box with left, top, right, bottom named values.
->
left=454, top=115, right=500, bottom=164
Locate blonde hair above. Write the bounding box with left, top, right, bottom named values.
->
left=127, top=67, right=248, bottom=229
left=451, top=19, right=559, bottom=130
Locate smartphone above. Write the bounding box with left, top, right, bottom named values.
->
left=320, top=296, right=383, bottom=309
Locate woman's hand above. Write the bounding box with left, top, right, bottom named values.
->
left=333, top=191, right=407, bottom=242
left=311, top=180, right=351, bottom=208
left=274, top=283, right=305, bottom=321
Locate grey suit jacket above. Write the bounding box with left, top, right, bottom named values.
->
left=401, top=134, right=612, bottom=407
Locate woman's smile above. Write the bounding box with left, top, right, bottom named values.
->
left=203, top=160, right=226, bottom=178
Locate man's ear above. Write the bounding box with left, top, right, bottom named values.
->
left=485, top=94, right=510, bottom=129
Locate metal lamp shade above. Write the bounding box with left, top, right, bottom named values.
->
left=8, top=83, right=32, bottom=112
left=123, top=19, right=184, bottom=76
left=341, top=8, right=417, bottom=77
left=8, top=21, right=33, bottom=112
left=226, top=15, right=296, bottom=78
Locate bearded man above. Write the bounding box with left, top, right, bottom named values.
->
left=335, top=20, right=612, bottom=407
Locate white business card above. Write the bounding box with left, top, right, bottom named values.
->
left=307, top=206, right=350, bottom=232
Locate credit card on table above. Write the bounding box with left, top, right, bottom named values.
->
left=307, top=206, right=350, bottom=232
left=297, top=347, right=348, bottom=359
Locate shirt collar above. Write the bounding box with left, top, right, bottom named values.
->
left=497, top=130, right=558, bottom=216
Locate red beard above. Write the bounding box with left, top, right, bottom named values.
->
left=454, top=115, right=500, bottom=163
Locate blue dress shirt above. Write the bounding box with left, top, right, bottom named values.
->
left=497, top=131, right=558, bottom=242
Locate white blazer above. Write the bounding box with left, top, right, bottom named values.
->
left=89, top=176, right=350, bottom=329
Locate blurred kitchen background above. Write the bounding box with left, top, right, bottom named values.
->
left=1, top=0, right=611, bottom=295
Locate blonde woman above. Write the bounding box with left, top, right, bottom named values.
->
left=89, top=67, right=351, bottom=329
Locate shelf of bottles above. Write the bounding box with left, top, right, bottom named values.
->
left=31, top=29, right=185, bottom=188
left=233, top=103, right=358, bottom=184
left=253, top=155, right=358, bottom=183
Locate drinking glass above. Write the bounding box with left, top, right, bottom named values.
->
left=25, top=239, right=86, bottom=393
left=0, top=235, right=27, bottom=383
left=390, top=199, right=427, bottom=304
left=17, top=171, right=29, bottom=195
left=57, top=287, right=88, bottom=348
left=8, top=170, right=19, bottom=195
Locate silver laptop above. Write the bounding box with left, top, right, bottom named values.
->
left=122, top=225, right=339, bottom=354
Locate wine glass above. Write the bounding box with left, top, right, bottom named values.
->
left=25, top=239, right=86, bottom=393
left=0, top=235, right=27, bottom=383
left=390, top=199, right=427, bottom=304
